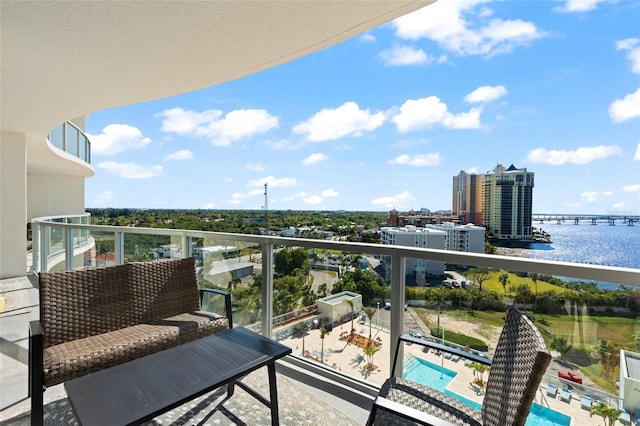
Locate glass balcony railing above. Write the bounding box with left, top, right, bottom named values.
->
left=47, top=121, right=91, bottom=164
left=29, top=216, right=640, bottom=424
left=31, top=213, right=92, bottom=272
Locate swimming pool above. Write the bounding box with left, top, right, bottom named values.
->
left=404, top=356, right=571, bottom=426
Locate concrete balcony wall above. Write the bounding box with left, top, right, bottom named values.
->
left=27, top=173, right=85, bottom=221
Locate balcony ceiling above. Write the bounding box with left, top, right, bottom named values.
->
left=0, top=1, right=433, bottom=137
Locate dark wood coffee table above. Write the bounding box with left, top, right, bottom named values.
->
left=64, top=327, right=292, bottom=425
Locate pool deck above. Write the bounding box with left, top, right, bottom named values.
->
left=280, top=323, right=600, bottom=426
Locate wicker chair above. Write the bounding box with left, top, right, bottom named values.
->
left=366, top=307, right=551, bottom=426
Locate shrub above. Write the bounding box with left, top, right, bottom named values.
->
left=430, top=327, right=489, bottom=352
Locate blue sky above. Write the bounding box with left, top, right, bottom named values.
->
left=86, top=0, right=640, bottom=215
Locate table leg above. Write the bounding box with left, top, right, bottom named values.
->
left=268, top=363, right=279, bottom=426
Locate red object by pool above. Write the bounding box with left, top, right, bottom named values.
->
left=558, top=370, right=583, bottom=384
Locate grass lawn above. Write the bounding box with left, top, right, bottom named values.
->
left=466, top=270, right=576, bottom=295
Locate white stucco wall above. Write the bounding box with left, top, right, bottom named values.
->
left=27, top=173, right=85, bottom=221
left=0, top=132, right=28, bottom=278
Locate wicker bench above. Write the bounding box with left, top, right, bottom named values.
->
left=28, top=257, right=232, bottom=424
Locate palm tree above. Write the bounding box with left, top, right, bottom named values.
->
left=364, top=306, right=376, bottom=344
left=590, top=401, right=622, bottom=426
left=467, top=362, right=488, bottom=386
left=345, top=299, right=355, bottom=333
left=319, top=326, right=326, bottom=364
left=298, top=320, right=308, bottom=356
left=499, top=273, right=509, bottom=295
left=362, top=345, right=379, bottom=371
left=550, top=335, right=572, bottom=359
left=530, top=273, right=539, bottom=312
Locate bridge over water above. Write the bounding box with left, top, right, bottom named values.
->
left=532, top=214, right=640, bottom=226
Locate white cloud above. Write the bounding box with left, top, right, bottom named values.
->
left=388, top=153, right=442, bottom=166
left=635, top=143, right=640, bottom=161
left=581, top=191, right=598, bottom=202
left=379, top=45, right=430, bottom=66
left=158, top=107, right=278, bottom=146
left=245, top=162, right=265, bottom=171
left=285, top=189, right=338, bottom=205
left=292, top=102, right=385, bottom=141
left=246, top=176, right=297, bottom=188
left=97, top=161, right=163, bottom=179
left=228, top=189, right=264, bottom=205
left=613, top=202, right=626, bottom=209
left=360, top=33, right=376, bottom=43
left=526, top=145, right=622, bottom=165
left=371, top=190, right=416, bottom=208
left=392, top=1, right=545, bottom=57
left=303, top=195, right=324, bottom=205
left=623, top=185, right=640, bottom=192
left=465, top=167, right=479, bottom=173
left=321, top=189, right=338, bottom=198
left=302, top=153, right=329, bottom=166
left=609, top=88, right=640, bottom=123
left=88, top=124, right=151, bottom=156
left=164, top=150, right=193, bottom=161
left=464, top=85, right=508, bottom=103
left=202, top=202, right=215, bottom=209
left=92, top=191, right=115, bottom=206
left=616, top=38, right=640, bottom=74
left=392, top=96, right=482, bottom=132
left=554, top=0, right=609, bottom=13
left=602, top=191, right=614, bottom=196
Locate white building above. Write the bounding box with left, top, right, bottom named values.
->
left=424, top=222, right=485, bottom=253
left=380, top=226, right=447, bottom=279
left=619, top=350, right=640, bottom=414
left=316, top=291, right=362, bottom=326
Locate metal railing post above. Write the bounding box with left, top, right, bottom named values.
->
left=262, top=242, right=274, bottom=339
left=32, top=223, right=40, bottom=273
left=41, top=225, right=50, bottom=272
left=114, top=232, right=124, bottom=264
left=182, top=235, right=192, bottom=259
left=64, top=227, right=74, bottom=271
left=390, top=253, right=405, bottom=378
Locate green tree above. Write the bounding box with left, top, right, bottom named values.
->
left=319, top=327, right=327, bottom=364
left=362, top=345, right=379, bottom=371
left=499, top=273, right=510, bottom=295
left=530, top=273, right=539, bottom=312
left=331, top=269, right=386, bottom=304
left=550, top=335, right=572, bottom=359
left=298, top=320, right=308, bottom=356
left=468, top=268, right=490, bottom=291
left=317, top=283, right=328, bottom=298
left=590, top=401, right=622, bottom=426
left=427, top=288, right=448, bottom=330
left=345, top=299, right=355, bottom=332
left=274, top=248, right=309, bottom=277
left=364, top=306, right=376, bottom=343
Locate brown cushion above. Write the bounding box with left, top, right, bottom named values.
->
left=43, top=313, right=228, bottom=387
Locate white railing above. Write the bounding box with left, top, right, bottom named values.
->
left=29, top=216, right=640, bottom=420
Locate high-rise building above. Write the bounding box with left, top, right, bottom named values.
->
left=380, top=226, right=446, bottom=281
left=482, top=164, right=534, bottom=243
left=452, top=170, right=483, bottom=225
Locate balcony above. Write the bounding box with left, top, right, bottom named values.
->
left=47, top=122, right=91, bottom=164
left=1, top=217, right=639, bottom=425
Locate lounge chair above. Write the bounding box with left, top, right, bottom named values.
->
left=619, top=409, right=630, bottom=425
left=580, top=394, right=592, bottom=410
left=559, top=388, right=571, bottom=402
left=444, top=352, right=452, bottom=359
left=367, top=307, right=551, bottom=426
left=546, top=383, right=558, bottom=398
left=451, top=354, right=460, bottom=362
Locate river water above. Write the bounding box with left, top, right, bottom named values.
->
left=495, top=222, right=640, bottom=288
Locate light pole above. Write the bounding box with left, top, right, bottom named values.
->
left=376, top=301, right=380, bottom=329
